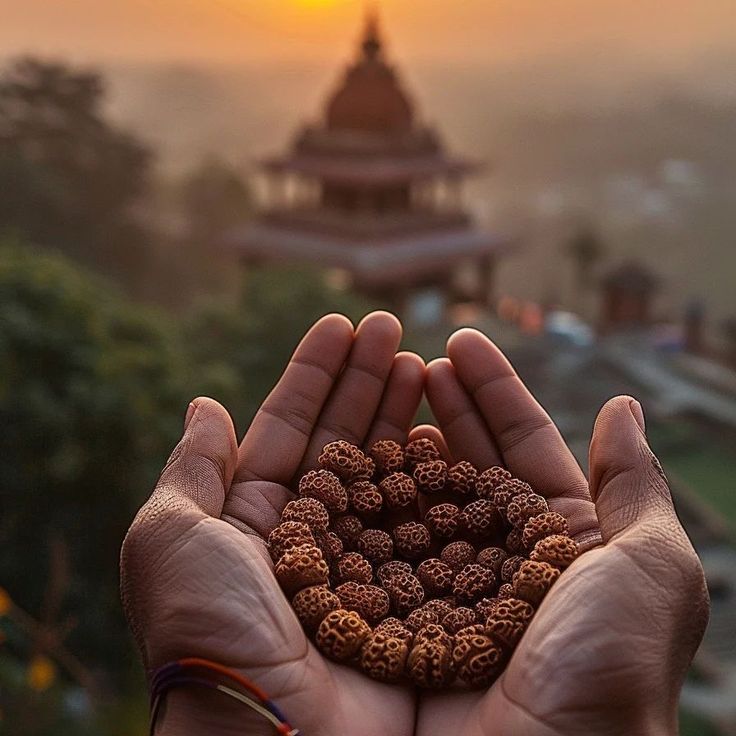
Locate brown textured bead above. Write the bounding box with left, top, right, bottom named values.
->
left=446, top=461, right=478, bottom=496
left=280, top=497, right=330, bottom=532
left=453, top=564, right=497, bottom=605
left=267, top=521, right=315, bottom=562
left=442, top=606, right=478, bottom=634
left=332, top=515, right=364, bottom=551
left=476, top=547, right=508, bottom=576
left=413, top=460, right=448, bottom=495
left=459, top=499, right=502, bottom=539
left=393, top=522, right=431, bottom=560
left=530, top=534, right=579, bottom=569
left=485, top=617, right=526, bottom=650
left=334, top=552, right=373, bottom=585
left=274, top=544, right=330, bottom=595
left=421, top=598, right=455, bottom=620
left=314, top=530, right=344, bottom=564
left=348, top=481, right=384, bottom=517
left=441, top=541, right=477, bottom=572
left=374, top=617, right=413, bottom=645
left=404, top=607, right=440, bottom=633
left=474, top=597, right=497, bottom=621
left=414, top=623, right=452, bottom=649
left=500, top=555, right=525, bottom=584
left=335, top=582, right=390, bottom=624
left=475, top=466, right=512, bottom=499
left=318, top=440, right=374, bottom=483
left=485, top=598, right=534, bottom=649
left=291, top=585, right=341, bottom=632
left=298, top=470, right=348, bottom=514
left=357, top=529, right=394, bottom=566
left=384, top=572, right=425, bottom=616
left=404, top=438, right=442, bottom=469
left=368, top=440, right=405, bottom=476
left=492, top=478, right=532, bottom=511
left=522, top=512, right=569, bottom=548
left=416, top=558, right=455, bottom=597
left=452, top=631, right=504, bottom=687
left=316, top=609, right=371, bottom=661
left=376, top=560, right=413, bottom=587
left=513, top=560, right=561, bottom=605
left=360, top=631, right=409, bottom=683
left=379, top=472, right=417, bottom=509
left=505, top=527, right=526, bottom=555
left=424, top=503, right=461, bottom=539
left=497, top=583, right=515, bottom=599
left=454, top=624, right=486, bottom=641
left=506, top=493, right=550, bottom=528
left=488, top=597, right=535, bottom=625
left=407, top=639, right=455, bottom=689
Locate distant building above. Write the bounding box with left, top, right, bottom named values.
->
left=226, top=12, right=505, bottom=314
left=599, top=260, right=660, bottom=332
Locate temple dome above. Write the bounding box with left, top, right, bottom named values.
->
left=325, top=12, right=414, bottom=135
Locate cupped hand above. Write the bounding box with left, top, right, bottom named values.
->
left=121, top=312, right=425, bottom=736
left=415, top=329, right=709, bottom=736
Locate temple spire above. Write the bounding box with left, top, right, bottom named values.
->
left=361, top=4, right=382, bottom=60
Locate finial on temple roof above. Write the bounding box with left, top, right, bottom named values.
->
left=361, top=3, right=382, bottom=59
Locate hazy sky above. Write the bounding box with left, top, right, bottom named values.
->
left=1, top=0, right=735, bottom=66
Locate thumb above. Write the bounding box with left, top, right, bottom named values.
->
left=155, top=396, right=238, bottom=518
left=589, top=395, right=675, bottom=542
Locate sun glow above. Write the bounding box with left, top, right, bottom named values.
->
left=294, top=0, right=341, bottom=7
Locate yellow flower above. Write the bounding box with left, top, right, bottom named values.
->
left=0, top=588, right=11, bottom=616
left=27, top=656, right=56, bottom=691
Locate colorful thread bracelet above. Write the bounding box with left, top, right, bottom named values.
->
left=149, top=657, right=300, bottom=735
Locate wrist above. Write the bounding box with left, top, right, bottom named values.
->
left=155, top=685, right=273, bottom=736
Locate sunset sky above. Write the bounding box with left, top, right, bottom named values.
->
left=1, top=0, right=735, bottom=66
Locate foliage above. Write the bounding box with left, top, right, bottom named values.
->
left=181, top=156, right=252, bottom=241
left=0, top=58, right=152, bottom=286
left=0, top=242, right=187, bottom=676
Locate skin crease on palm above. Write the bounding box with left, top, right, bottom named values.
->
left=120, top=311, right=710, bottom=736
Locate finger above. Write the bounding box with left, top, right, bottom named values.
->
left=446, top=329, right=600, bottom=547
left=365, top=351, right=426, bottom=447
left=155, top=397, right=238, bottom=517
left=407, top=424, right=452, bottom=462
left=589, top=395, right=676, bottom=542
left=236, top=314, right=354, bottom=485
left=589, top=396, right=709, bottom=663
left=299, top=311, right=402, bottom=472
left=425, top=357, right=501, bottom=468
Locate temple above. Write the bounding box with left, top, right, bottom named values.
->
left=227, top=11, right=505, bottom=312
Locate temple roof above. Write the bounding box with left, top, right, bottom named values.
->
left=325, top=10, right=414, bottom=135
left=259, top=10, right=484, bottom=184
left=261, top=151, right=480, bottom=185
left=225, top=222, right=506, bottom=287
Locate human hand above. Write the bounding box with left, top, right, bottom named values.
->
left=415, top=329, right=709, bottom=736
left=120, top=312, right=424, bottom=736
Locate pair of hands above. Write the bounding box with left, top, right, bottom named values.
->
left=121, top=311, right=709, bottom=736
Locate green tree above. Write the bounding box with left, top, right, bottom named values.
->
left=181, top=156, right=252, bottom=242
left=0, top=58, right=152, bottom=285
left=0, top=242, right=186, bottom=676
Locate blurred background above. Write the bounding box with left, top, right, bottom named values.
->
left=1, top=1, right=735, bottom=734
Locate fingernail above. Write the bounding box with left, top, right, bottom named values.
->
left=629, top=400, right=645, bottom=433
left=184, top=402, right=197, bottom=430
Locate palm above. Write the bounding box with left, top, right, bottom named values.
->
left=123, top=312, right=424, bottom=736
left=415, top=329, right=707, bottom=736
